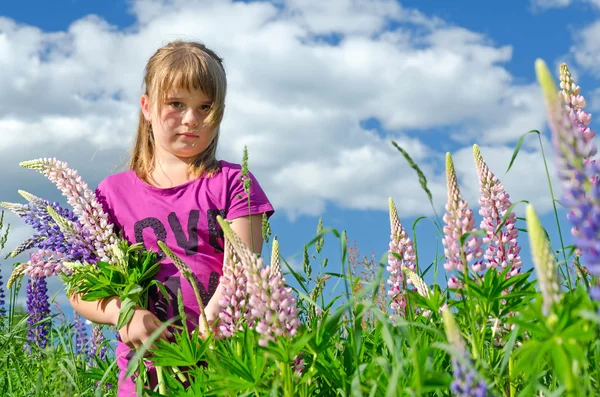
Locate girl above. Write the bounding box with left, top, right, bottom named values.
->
left=69, top=40, right=274, bottom=395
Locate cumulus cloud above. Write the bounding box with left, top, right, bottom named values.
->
left=0, top=0, right=555, bottom=225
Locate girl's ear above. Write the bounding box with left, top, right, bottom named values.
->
left=140, top=94, right=151, bottom=121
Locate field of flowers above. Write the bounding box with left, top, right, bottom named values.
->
left=0, top=60, right=599, bottom=397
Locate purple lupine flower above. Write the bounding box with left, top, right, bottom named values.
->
left=450, top=358, right=489, bottom=397
left=89, top=324, right=107, bottom=362
left=442, top=308, right=489, bottom=397
left=536, top=59, right=600, bottom=302
left=73, top=312, right=88, bottom=356
left=25, top=276, right=51, bottom=351
left=442, top=153, right=484, bottom=288
left=19, top=158, right=118, bottom=263
left=473, top=145, right=523, bottom=277
left=386, top=197, right=417, bottom=317
left=0, top=268, right=6, bottom=319
left=1, top=196, right=95, bottom=263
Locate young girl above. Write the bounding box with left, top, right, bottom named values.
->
left=69, top=40, right=274, bottom=395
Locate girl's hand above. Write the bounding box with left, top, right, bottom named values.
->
left=198, top=313, right=218, bottom=339
left=118, top=308, right=173, bottom=350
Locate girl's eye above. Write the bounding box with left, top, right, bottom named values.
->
left=199, top=104, right=212, bottom=112
left=169, top=102, right=184, bottom=109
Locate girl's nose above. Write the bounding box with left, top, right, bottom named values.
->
left=182, top=108, right=201, bottom=127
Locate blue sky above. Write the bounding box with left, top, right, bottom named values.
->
left=0, top=0, right=598, bottom=311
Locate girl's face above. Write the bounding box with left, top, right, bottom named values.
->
left=141, top=87, right=215, bottom=161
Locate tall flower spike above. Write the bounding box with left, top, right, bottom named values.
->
left=536, top=59, right=600, bottom=302
left=559, top=63, right=596, bottom=157
left=473, top=145, right=522, bottom=277
left=157, top=241, right=209, bottom=331
left=7, top=263, right=28, bottom=289
left=25, top=276, right=51, bottom=352
left=19, top=158, right=118, bottom=263
left=73, top=312, right=89, bottom=356
left=386, top=197, right=416, bottom=317
left=403, top=268, right=430, bottom=298
left=442, top=153, right=484, bottom=287
left=217, top=237, right=251, bottom=337
left=89, top=324, right=107, bottom=362
left=217, top=216, right=300, bottom=346
left=442, top=308, right=489, bottom=397
left=525, top=204, right=561, bottom=315
left=270, top=238, right=281, bottom=277
left=0, top=267, right=6, bottom=318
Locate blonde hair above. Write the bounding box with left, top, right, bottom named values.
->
left=130, top=40, right=227, bottom=182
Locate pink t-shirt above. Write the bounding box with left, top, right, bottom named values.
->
left=95, top=160, right=274, bottom=396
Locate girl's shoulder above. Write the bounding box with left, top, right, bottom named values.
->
left=96, top=170, right=137, bottom=192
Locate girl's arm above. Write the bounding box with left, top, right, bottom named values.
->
left=69, top=294, right=122, bottom=326
left=203, top=213, right=264, bottom=325
left=70, top=293, right=173, bottom=348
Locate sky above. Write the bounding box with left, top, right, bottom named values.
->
left=0, top=0, right=599, bottom=316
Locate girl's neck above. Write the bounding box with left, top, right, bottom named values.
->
left=150, top=156, right=193, bottom=188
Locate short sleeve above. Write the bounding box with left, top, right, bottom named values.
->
left=226, top=169, right=275, bottom=221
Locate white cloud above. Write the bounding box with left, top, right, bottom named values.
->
left=530, top=0, right=600, bottom=9
left=0, top=0, right=555, bottom=223
left=571, top=20, right=600, bottom=77
left=531, top=0, right=573, bottom=9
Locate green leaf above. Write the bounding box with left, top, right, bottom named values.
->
left=116, top=298, right=136, bottom=331
left=504, top=130, right=540, bottom=176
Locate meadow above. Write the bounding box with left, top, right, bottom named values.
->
left=0, top=60, right=598, bottom=397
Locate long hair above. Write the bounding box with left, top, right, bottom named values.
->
left=130, top=40, right=227, bottom=183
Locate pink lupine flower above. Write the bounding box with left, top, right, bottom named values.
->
left=560, top=64, right=596, bottom=158
left=247, top=262, right=300, bottom=347
left=19, top=158, right=118, bottom=263
left=386, top=197, right=416, bottom=316
left=473, top=145, right=523, bottom=277
left=216, top=216, right=300, bottom=346
left=218, top=238, right=251, bottom=338
left=24, top=249, right=69, bottom=278
left=559, top=63, right=598, bottom=264
left=442, top=153, right=484, bottom=286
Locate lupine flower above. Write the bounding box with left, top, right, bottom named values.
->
left=536, top=59, right=600, bottom=302
left=386, top=197, right=417, bottom=316
left=442, top=153, right=484, bottom=288
left=25, top=276, right=51, bottom=351
left=0, top=194, right=95, bottom=263
left=526, top=204, right=561, bottom=315
left=218, top=238, right=251, bottom=337
left=270, top=238, right=281, bottom=277
left=73, top=312, right=88, bottom=356
left=473, top=145, right=523, bottom=277
left=217, top=216, right=300, bottom=346
left=0, top=268, right=6, bottom=319
left=559, top=63, right=598, bottom=263
left=89, top=324, right=107, bottom=361
left=7, top=263, right=28, bottom=289
left=19, top=158, right=118, bottom=263
left=22, top=249, right=69, bottom=278
left=560, top=63, right=596, bottom=157
left=442, top=308, right=489, bottom=397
